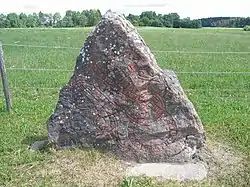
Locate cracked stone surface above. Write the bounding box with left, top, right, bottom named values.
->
left=47, top=10, right=206, bottom=163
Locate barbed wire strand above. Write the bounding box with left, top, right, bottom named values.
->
left=3, top=43, right=250, bottom=54
left=5, top=67, right=250, bottom=74
left=3, top=44, right=79, bottom=50
left=1, top=86, right=249, bottom=92
left=7, top=68, right=73, bottom=72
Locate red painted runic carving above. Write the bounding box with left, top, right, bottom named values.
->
left=137, top=89, right=150, bottom=123
left=128, top=63, right=136, bottom=72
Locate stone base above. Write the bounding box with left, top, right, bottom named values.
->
left=126, top=162, right=207, bottom=181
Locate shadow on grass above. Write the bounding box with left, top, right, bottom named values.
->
left=21, top=134, right=113, bottom=156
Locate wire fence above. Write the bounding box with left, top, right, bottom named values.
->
left=2, top=43, right=250, bottom=74
left=3, top=43, right=250, bottom=54
left=1, top=86, right=249, bottom=92
left=1, top=43, right=249, bottom=101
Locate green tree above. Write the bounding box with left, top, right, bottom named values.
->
left=86, top=9, right=101, bottom=26
left=6, top=13, right=19, bottom=28
left=192, top=19, right=202, bottom=28
left=53, top=12, right=61, bottom=27
left=140, top=11, right=157, bottom=20
left=169, top=13, right=180, bottom=28
left=131, top=20, right=139, bottom=26
left=180, top=17, right=192, bottom=28
left=151, top=19, right=163, bottom=27
left=139, top=11, right=158, bottom=26
left=162, top=14, right=173, bottom=27
left=26, top=14, right=37, bottom=27
left=126, top=14, right=140, bottom=26
left=61, top=16, right=74, bottom=27
left=156, top=14, right=164, bottom=26
left=72, top=11, right=80, bottom=26
left=79, top=11, right=88, bottom=27
left=0, top=14, right=6, bottom=28
left=30, top=13, right=39, bottom=27
left=38, top=11, right=45, bottom=26
left=60, top=10, right=74, bottom=27
left=140, top=17, right=150, bottom=26
left=19, top=13, right=27, bottom=27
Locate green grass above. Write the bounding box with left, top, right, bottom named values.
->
left=0, top=27, right=249, bottom=186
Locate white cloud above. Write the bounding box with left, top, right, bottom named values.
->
left=0, top=0, right=249, bottom=19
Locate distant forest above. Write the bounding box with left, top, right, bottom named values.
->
left=0, top=9, right=249, bottom=28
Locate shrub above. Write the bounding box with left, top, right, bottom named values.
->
left=243, top=25, right=250, bottom=31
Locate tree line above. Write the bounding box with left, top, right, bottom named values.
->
left=0, top=10, right=102, bottom=28
left=0, top=9, right=249, bottom=28
left=201, top=17, right=250, bottom=28
left=126, top=12, right=202, bottom=28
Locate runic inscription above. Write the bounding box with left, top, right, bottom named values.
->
left=47, top=10, right=206, bottom=163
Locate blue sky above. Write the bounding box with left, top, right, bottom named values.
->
left=0, top=0, right=249, bottom=19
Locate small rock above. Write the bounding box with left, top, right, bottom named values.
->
left=30, top=140, right=49, bottom=152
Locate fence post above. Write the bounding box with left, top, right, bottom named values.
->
left=0, top=43, right=12, bottom=113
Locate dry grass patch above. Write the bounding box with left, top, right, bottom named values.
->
left=12, top=148, right=126, bottom=187
left=204, top=138, right=250, bottom=186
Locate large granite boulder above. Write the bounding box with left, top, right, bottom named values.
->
left=47, top=10, right=206, bottom=163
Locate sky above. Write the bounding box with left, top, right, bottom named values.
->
left=0, top=0, right=249, bottom=19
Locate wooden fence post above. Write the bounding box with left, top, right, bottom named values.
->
left=0, top=43, right=12, bottom=113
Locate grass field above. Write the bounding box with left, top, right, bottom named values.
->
left=0, top=27, right=249, bottom=186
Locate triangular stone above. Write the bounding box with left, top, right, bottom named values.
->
left=47, top=10, right=206, bottom=163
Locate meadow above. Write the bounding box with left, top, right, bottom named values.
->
left=0, top=27, right=249, bottom=186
